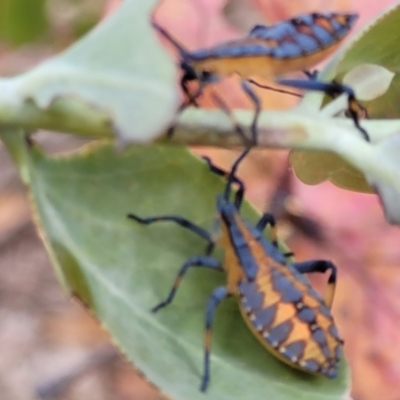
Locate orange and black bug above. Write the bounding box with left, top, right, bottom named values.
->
left=153, top=12, right=368, bottom=141
left=127, top=147, right=343, bottom=391
left=152, top=12, right=358, bottom=103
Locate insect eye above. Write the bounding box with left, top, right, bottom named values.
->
left=201, top=71, right=213, bottom=80
left=180, top=62, right=196, bottom=78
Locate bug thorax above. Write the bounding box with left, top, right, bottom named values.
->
left=216, top=194, right=237, bottom=220
left=215, top=195, right=234, bottom=249
left=215, top=194, right=242, bottom=266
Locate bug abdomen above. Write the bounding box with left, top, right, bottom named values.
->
left=191, top=45, right=347, bottom=81
left=190, top=12, right=358, bottom=80
left=237, top=269, right=342, bottom=378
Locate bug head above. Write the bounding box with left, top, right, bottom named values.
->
left=180, top=62, right=214, bottom=82
left=152, top=21, right=214, bottom=105
left=180, top=60, right=197, bottom=82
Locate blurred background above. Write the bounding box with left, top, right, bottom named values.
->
left=1, top=0, right=400, bottom=399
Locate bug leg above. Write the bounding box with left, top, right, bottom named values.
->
left=241, top=80, right=261, bottom=145
left=254, top=212, right=295, bottom=258
left=247, top=79, right=301, bottom=97
left=181, top=73, right=201, bottom=108
left=276, top=78, right=370, bottom=141
left=183, top=70, right=216, bottom=109
left=303, top=69, right=319, bottom=80
left=208, top=92, right=254, bottom=203
left=180, top=70, right=215, bottom=114
left=167, top=73, right=221, bottom=138
left=255, top=213, right=278, bottom=246
left=210, top=91, right=251, bottom=146
left=127, top=214, right=215, bottom=255
left=202, top=156, right=245, bottom=209
left=255, top=213, right=294, bottom=259
left=292, top=260, right=337, bottom=309
left=201, top=286, right=231, bottom=392
left=247, top=70, right=319, bottom=96
left=327, top=80, right=370, bottom=141
left=166, top=73, right=201, bottom=138
left=152, top=256, right=222, bottom=313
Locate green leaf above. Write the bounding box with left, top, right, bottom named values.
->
left=6, top=0, right=177, bottom=143
left=333, top=1, right=400, bottom=119
left=342, top=64, right=394, bottom=101
left=289, top=150, right=373, bottom=193
left=364, top=133, right=400, bottom=224
left=23, top=141, right=349, bottom=399
left=0, top=0, right=48, bottom=45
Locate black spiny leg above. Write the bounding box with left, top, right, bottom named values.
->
left=209, top=88, right=257, bottom=203
left=241, top=80, right=262, bottom=145
left=202, top=156, right=245, bottom=209
left=127, top=214, right=215, bottom=255
left=245, top=69, right=318, bottom=98
left=201, top=286, right=230, bottom=392
left=180, top=66, right=215, bottom=110
left=211, top=81, right=261, bottom=146
left=326, top=80, right=369, bottom=141
left=255, top=212, right=294, bottom=258
left=276, top=78, right=370, bottom=141
left=210, top=92, right=250, bottom=146
left=247, top=79, right=301, bottom=97
left=166, top=70, right=200, bottom=139
left=181, top=69, right=200, bottom=107
left=303, top=69, right=319, bottom=80
left=255, top=213, right=277, bottom=245
left=292, top=260, right=337, bottom=309
left=152, top=256, right=222, bottom=313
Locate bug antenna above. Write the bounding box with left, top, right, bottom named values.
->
left=152, top=21, right=191, bottom=61
left=224, top=147, right=251, bottom=202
